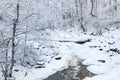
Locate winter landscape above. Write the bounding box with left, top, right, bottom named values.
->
left=0, top=0, right=120, bottom=80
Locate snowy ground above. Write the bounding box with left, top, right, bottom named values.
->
left=1, top=28, right=120, bottom=80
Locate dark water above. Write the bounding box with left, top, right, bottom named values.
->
left=43, top=60, right=95, bottom=80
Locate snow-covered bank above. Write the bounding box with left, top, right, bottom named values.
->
left=1, top=28, right=119, bottom=80
left=44, top=28, right=120, bottom=80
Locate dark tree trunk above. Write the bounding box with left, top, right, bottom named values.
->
left=79, top=0, right=86, bottom=32
left=9, top=2, right=19, bottom=77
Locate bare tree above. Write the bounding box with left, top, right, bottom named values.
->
left=90, top=0, right=97, bottom=17
left=79, top=0, right=86, bottom=32
left=4, top=40, right=10, bottom=80
left=114, top=0, right=117, bottom=10
left=0, top=0, right=39, bottom=78
left=0, top=31, right=11, bottom=80
left=9, top=0, right=19, bottom=77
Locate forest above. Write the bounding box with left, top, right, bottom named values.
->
left=0, top=0, right=120, bottom=80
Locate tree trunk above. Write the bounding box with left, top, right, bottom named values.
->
left=22, top=26, right=27, bottom=66
left=79, top=0, right=86, bottom=32
left=90, top=0, right=97, bottom=17
left=9, top=1, right=19, bottom=77
left=4, top=40, right=10, bottom=80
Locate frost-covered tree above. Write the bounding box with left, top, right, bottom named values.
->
left=0, top=0, right=120, bottom=79
left=0, top=0, right=39, bottom=79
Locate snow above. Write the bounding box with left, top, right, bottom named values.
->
left=13, top=57, right=68, bottom=80
left=49, top=28, right=120, bottom=80
left=1, top=0, right=120, bottom=80
left=1, top=28, right=120, bottom=80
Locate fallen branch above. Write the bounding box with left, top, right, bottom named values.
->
left=58, top=39, right=91, bottom=44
